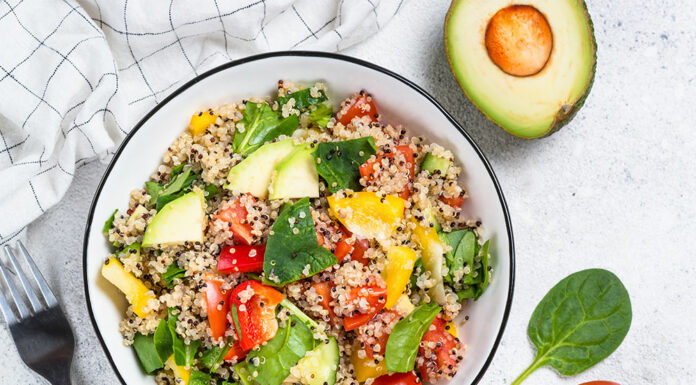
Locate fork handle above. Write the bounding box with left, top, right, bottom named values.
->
left=40, top=364, right=72, bottom=385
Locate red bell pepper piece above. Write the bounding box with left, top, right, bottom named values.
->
left=204, top=280, right=230, bottom=340
left=217, top=244, right=265, bottom=273
left=229, top=280, right=284, bottom=350
left=223, top=340, right=248, bottom=362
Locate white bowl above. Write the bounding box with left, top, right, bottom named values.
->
left=83, top=52, right=514, bottom=385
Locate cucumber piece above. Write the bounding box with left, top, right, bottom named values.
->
left=421, top=152, right=451, bottom=175
left=294, top=337, right=339, bottom=385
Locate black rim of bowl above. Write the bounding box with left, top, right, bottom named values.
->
left=82, top=50, right=515, bottom=385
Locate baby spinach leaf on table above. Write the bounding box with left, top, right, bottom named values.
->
left=189, top=370, right=212, bottom=385
left=277, top=88, right=327, bottom=109
left=309, top=103, right=333, bottom=127
left=103, top=209, right=118, bottom=234
left=263, top=198, right=337, bottom=286
left=132, top=333, right=164, bottom=373
left=511, top=269, right=632, bottom=385
left=233, top=102, right=299, bottom=156
left=200, top=344, right=232, bottom=373
left=168, top=308, right=200, bottom=366
left=162, top=263, right=186, bottom=288
left=385, top=302, right=441, bottom=373
left=245, top=315, right=315, bottom=385
left=312, top=137, right=377, bottom=193
left=153, top=319, right=173, bottom=362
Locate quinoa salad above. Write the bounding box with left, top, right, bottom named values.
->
left=100, top=80, right=493, bottom=385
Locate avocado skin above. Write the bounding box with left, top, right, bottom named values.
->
left=444, top=0, right=597, bottom=139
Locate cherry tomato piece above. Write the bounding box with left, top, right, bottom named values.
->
left=343, top=285, right=388, bottom=331
left=204, top=280, right=230, bottom=340
left=373, top=372, right=420, bottom=385
left=215, top=194, right=256, bottom=245
left=337, top=92, right=378, bottom=126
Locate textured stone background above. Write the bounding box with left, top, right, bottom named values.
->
left=2, top=0, right=695, bottom=384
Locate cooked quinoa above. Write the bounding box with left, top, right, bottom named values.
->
left=101, top=80, right=493, bottom=385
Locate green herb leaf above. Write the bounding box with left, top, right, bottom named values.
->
left=263, top=198, right=337, bottom=286
left=385, top=302, right=441, bottom=373
left=309, top=103, right=333, bottom=127
left=171, top=163, right=186, bottom=177
left=233, top=102, right=299, bottom=156
left=277, top=88, right=327, bottom=110
left=409, top=258, right=423, bottom=291
left=200, top=344, right=232, bottom=373
left=511, top=269, right=632, bottom=385
left=162, top=263, right=186, bottom=288
left=312, top=137, right=377, bottom=193
left=245, top=315, right=315, bottom=385
left=189, top=370, right=212, bottom=385
left=280, top=298, right=321, bottom=334
left=155, top=166, right=197, bottom=210
left=168, top=308, right=200, bottom=366
left=132, top=333, right=164, bottom=374
left=153, top=319, right=173, bottom=362
left=103, top=209, right=118, bottom=234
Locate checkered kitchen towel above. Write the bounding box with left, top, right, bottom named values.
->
left=0, top=0, right=406, bottom=244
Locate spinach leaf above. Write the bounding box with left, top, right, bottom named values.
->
left=280, top=298, right=320, bottom=334
left=312, top=137, right=377, bottom=193
left=162, top=263, right=186, bottom=288
left=277, top=88, right=327, bottom=110
left=234, top=362, right=254, bottom=385
left=205, top=183, right=219, bottom=199
left=168, top=308, right=200, bottom=366
left=146, top=181, right=163, bottom=203
left=117, top=242, right=141, bottom=261
left=245, top=315, right=315, bottom=385
left=385, top=302, right=441, bottom=372
left=200, top=344, right=232, bottom=373
left=189, top=370, right=212, bottom=385
left=409, top=258, right=423, bottom=291
left=171, top=163, right=186, bottom=177
left=153, top=319, right=173, bottom=362
left=103, top=209, right=118, bottom=234
left=132, top=333, right=164, bottom=374
left=263, top=198, right=337, bottom=286
left=511, top=269, right=632, bottom=385
left=473, top=240, right=490, bottom=300
left=230, top=304, right=242, bottom=344
left=233, top=102, right=299, bottom=156
left=309, top=103, right=333, bottom=127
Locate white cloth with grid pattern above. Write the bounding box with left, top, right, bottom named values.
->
left=0, top=0, right=406, bottom=244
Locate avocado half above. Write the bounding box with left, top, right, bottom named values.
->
left=445, top=0, right=596, bottom=139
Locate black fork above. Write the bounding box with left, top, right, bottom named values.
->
left=0, top=241, right=74, bottom=384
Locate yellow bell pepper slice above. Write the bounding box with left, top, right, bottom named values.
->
left=351, top=342, right=386, bottom=382
left=327, top=192, right=405, bottom=242
left=383, top=246, right=417, bottom=309
left=446, top=321, right=458, bottom=338
left=189, top=111, right=218, bottom=136
left=411, top=221, right=447, bottom=305
left=101, top=258, right=156, bottom=318
left=165, top=355, right=191, bottom=385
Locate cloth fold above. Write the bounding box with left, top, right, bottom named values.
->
left=0, top=0, right=406, bottom=244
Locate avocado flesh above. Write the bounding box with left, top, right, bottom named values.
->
left=269, top=145, right=319, bottom=200
left=445, top=0, right=596, bottom=138
left=142, top=190, right=206, bottom=247
left=226, top=139, right=296, bottom=198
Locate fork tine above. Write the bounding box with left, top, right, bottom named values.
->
left=4, top=245, right=43, bottom=312
left=0, top=258, right=30, bottom=319
left=16, top=241, right=58, bottom=307
left=0, top=281, right=18, bottom=325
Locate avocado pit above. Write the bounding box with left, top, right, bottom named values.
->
left=485, top=5, right=553, bottom=77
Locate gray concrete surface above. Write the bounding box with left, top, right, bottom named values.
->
left=2, top=0, right=695, bottom=384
